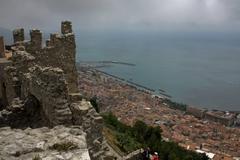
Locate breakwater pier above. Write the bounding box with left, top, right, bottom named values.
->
left=94, top=68, right=171, bottom=99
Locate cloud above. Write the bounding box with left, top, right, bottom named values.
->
left=0, top=0, right=240, bottom=31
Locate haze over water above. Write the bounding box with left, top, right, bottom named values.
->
left=77, top=31, right=240, bottom=111
left=1, top=0, right=240, bottom=111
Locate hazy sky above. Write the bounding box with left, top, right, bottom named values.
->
left=1, top=0, right=240, bottom=32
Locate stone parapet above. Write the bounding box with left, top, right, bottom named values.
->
left=70, top=100, right=108, bottom=159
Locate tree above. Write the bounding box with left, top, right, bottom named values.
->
left=144, top=126, right=162, bottom=150
left=133, top=120, right=148, bottom=143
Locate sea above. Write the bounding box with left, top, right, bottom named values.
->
left=76, top=31, right=240, bottom=111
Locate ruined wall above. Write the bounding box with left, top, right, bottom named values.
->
left=0, top=59, right=12, bottom=107
left=0, top=49, right=72, bottom=126
left=23, top=21, right=78, bottom=93
left=25, top=29, right=42, bottom=53
left=1, top=22, right=77, bottom=125
left=2, top=66, right=19, bottom=104
left=70, top=100, right=106, bottom=159
left=0, top=21, right=111, bottom=159
left=42, top=31, right=78, bottom=93
left=10, top=21, right=78, bottom=93
left=0, top=36, right=4, bottom=58
left=21, top=66, right=72, bottom=125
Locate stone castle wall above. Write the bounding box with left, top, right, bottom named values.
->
left=22, top=66, right=73, bottom=125
left=0, top=59, right=11, bottom=107
left=0, top=36, right=4, bottom=58
left=0, top=21, right=111, bottom=159
left=12, top=21, right=78, bottom=93
left=1, top=22, right=81, bottom=125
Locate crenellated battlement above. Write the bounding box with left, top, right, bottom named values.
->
left=48, top=33, right=61, bottom=47
left=1, top=21, right=79, bottom=122
left=10, top=21, right=78, bottom=93
left=0, top=21, right=111, bottom=160
left=12, top=21, right=75, bottom=54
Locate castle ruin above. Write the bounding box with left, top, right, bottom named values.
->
left=0, top=21, right=111, bottom=160
left=0, top=36, right=4, bottom=58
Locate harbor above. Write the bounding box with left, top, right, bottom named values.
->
left=78, top=62, right=171, bottom=99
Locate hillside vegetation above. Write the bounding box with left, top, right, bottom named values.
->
left=102, top=113, right=209, bottom=160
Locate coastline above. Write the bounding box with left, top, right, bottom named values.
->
left=96, top=68, right=240, bottom=127
left=98, top=68, right=239, bottom=113
left=78, top=65, right=240, bottom=157
left=78, top=64, right=239, bottom=111
left=77, top=62, right=171, bottom=98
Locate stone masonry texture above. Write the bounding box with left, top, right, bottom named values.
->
left=0, top=21, right=112, bottom=160
left=0, top=36, right=4, bottom=57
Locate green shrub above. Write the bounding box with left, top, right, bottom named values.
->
left=102, top=112, right=209, bottom=160
left=116, top=133, right=141, bottom=152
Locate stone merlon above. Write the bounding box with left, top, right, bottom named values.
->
left=30, top=29, right=42, bottom=50
left=13, top=28, right=24, bottom=43
left=61, top=21, right=73, bottom=34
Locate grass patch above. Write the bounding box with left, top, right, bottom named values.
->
left=49, top=141, right=78, bottom=152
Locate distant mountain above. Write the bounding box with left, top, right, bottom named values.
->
left=0, top=27, right=12, bottom=45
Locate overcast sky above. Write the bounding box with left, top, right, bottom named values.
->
left=1, top=0, right=240, bottom=32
